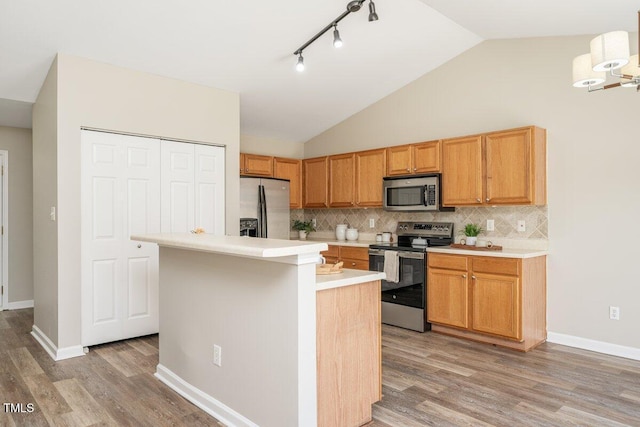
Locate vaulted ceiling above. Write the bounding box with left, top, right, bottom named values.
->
left=0, top=0, right=637, bottom=142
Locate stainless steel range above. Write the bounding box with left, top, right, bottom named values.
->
left=369, top=221, right=453, bottom=332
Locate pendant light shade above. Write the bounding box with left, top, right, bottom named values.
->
left=368, top=1, right=379, bottom=22
left=572, top=53, right=606, bottom=87
left=620, top=54, right=640, bottom=87
left=590, top=31, right=630, bottom=71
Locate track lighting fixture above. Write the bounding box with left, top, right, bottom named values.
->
left=333, top=24, right=343, bottom=48
left=293, top=0, right=379, bottom=71
left=368, top=1, right=379, bottom=22
left=296, top=53, right=305, bottom=72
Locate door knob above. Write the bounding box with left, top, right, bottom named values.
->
left=137, top=244, right=142, bottom=248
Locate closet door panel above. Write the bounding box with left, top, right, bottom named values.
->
left=194, top=144, right=225, bottom=235
left=161, top=141, right=195, bottom=233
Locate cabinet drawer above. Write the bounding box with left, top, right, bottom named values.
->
left=322, top=245, right=339, bottom=258
left=472, top=257, right=519, bottom=276
left=340, top=246, right=369, bottom=261
left=341, top=258, right=369, bottom=270
left=428, top=253, right=468, bottom=271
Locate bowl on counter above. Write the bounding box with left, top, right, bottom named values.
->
left=346, top=228, right=359, bottom=241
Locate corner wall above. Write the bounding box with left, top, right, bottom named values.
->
left=33, top=54, right=240, bottom=352
left=304, top=35, right=640, bottom=353
left=240, top=134, right=304, bottom=159
left=0, top=126, right=34, bottom=305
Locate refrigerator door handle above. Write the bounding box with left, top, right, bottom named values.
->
left=260, top=185, right=268, bottom=238
left=257, top=184, right=264, bottom=238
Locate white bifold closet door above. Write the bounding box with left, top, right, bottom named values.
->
left=81, top=130, right=161, bottom=346
left=160, top=141, right=225, bottom=235
left=81, top=131, right=225, bottom=347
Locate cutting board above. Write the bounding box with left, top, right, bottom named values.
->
left=450, top=243, right=503, bottom=251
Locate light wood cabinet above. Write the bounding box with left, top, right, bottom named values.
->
left=441, top=126, right=546, bottom=206
left=355, top=149, right=386, bottom=207
left=273, top=157, right=302, bottom=209
left=240, top=153, right=273, bottom=177
left=303, top=156, right=329, bottom=208
left=328, top=153, right=356, bottom=207
left=321, top=245, right=369, bottom=271
left=386, top=140, right=440, bottom=176
left=427, top=252, right=546, bottom=351
left=317, top=279, right=381, bottom=426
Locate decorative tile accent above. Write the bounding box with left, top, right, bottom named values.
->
left=293, top=206, right=548, bottom=240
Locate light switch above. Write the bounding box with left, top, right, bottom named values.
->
left=50, top=207, right=56, bottom=221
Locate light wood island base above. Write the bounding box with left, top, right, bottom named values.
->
left=317, top=280, right=381, bottom=427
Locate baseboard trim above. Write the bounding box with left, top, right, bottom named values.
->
left=31, top=325, right=85, bottom=361
left=7, top=299, right=34, bottom=310
left=155, top=364, right=258, bottom=427
left=547, top=332, right=640, bottom=361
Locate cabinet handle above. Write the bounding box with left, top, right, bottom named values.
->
left=476, top=198, right=481, bottom=202
left=462, top=274, right=467, bottom=278
left=413, top=167, right=417, bottom=171
left=406, top=168, right=410, bottom=172
left=351, top=262, right=356, bottom=266
left=137, top=244, right=142, bottom=249
left=472, top=275, right=476, bottom=280
left=485, top=198, right=490, bottom=202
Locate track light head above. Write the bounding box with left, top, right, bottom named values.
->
left=296, top=53, right=305, bottom=72
left=368, top=0, right=379, bottom=22
left=347, top=1, right=363, bottom=12
left=333, top=24, right=343, bottom=48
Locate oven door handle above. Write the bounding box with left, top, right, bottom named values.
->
left=368, top=249, right=424, bottom=260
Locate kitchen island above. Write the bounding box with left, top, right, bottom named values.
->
left=130, top=233, right=384, bottom=427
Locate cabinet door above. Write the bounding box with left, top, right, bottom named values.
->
left=241, top=153, right=273, bottom=177
left=485, top=127, right=533, bottom=204
left=386, top=145, right=412, bottom=176
left=355, top=149, right=386, bottom=207
left=329, top=153, right=356, bottom=207
left=471, top=272, right=521, bottom=340
left=427, top=268, right=469, bottom=328
left=303, top=157, right=328, bottom=208
left=274, top=157, right=302, bottom=208
left=412, top=140, right=440, bottom=173
left=441, top=136, right=483, bottom=206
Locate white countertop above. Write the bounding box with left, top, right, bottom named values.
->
left=427, top=246, right=547, bottom=259
left=316, top=269, right=386, bottom=291
left=131, top=233, right=328, bottom=258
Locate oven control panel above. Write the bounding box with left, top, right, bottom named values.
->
left=396, top=222, right=453, bottom=238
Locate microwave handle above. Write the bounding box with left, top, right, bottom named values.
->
left=423, top=186, right=429, bottom=206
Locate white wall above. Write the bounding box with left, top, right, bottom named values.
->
left=240, top=134, right=304, bottom=158
left=0, top=126, right=33, bottom=304
left=33, top=54, right=240, bottom=351
left=305, top=35, right=640, bottom=352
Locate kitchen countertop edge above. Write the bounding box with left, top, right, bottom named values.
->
left=427, top=246, right=547, bottom=259
left=316, top=269, right=386, bottom=291
left=304, top=237, right=377, bottom=248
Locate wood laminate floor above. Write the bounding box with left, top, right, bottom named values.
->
left=2, top=308, right=639, bottom=426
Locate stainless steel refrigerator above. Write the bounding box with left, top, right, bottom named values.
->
left=239, top=177, right=290, bottom=240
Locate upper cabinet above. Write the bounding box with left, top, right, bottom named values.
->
left=355, top=149, right=386, bottom=207
left=386, top=140, right=440, bottom=176
left=240, top=153, right=273, bottom=177
left=273, top=157, right=302, bottom=209
left=303, top=156, right=329, bottom=208
left=442, top=126, right=546, bottom=206
left=328, top=153, right=356, bottom=207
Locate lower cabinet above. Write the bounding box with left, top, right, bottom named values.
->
left=427, top=252, right=546, bottom=351
left=322, top=245, right=369, bottom=270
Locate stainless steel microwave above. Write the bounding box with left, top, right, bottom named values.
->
left=383, top=174, right=452, bottom=212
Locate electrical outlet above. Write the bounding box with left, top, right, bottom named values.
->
left=609, top=306, right=620, bottom=320
left=213, top=344, right=222, bottom=366
left=486, top=219, right=495, bottom=231
left=517, top=220, right=526, bottom=232
left=311, top=218, right=317, bottom=228
left=369, top=218, right=375, bottom=228
left=50, top=207, right=56, bottom=221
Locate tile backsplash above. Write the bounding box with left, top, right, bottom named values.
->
left=292, top=206, right=548, bottom=241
